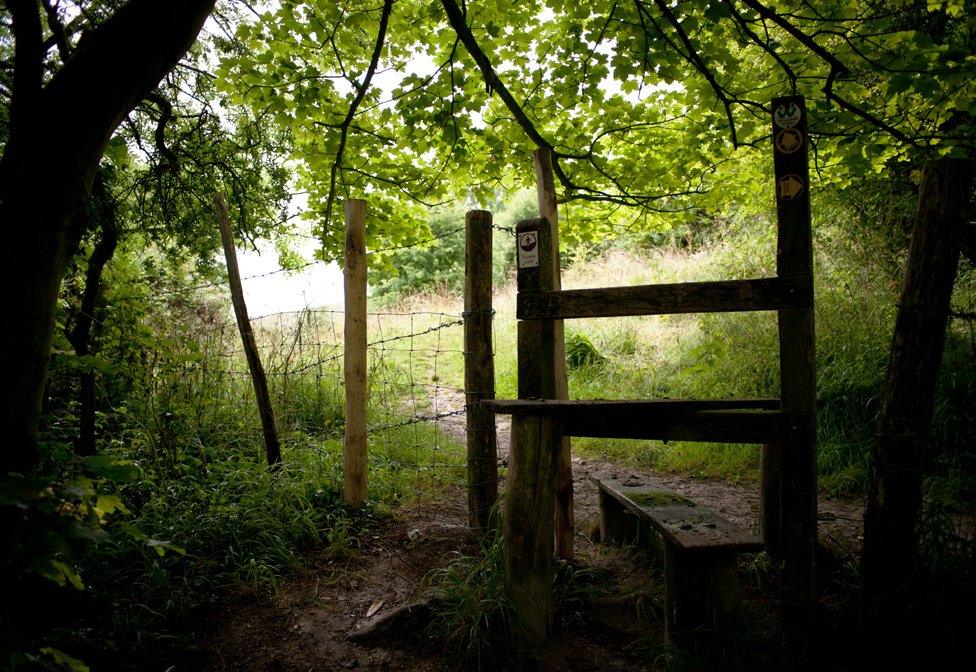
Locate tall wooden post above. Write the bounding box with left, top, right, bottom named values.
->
left=533, top=148, right=574, bottom=561
left=214, top=193, right=281, bottom=468
left=861, top=159, right=974, bottom=614
left=344, top=199, right=368, bottom=507
left=770, top=96, right=817, bottom=620
left=504, top=217, right=560, bottom=641
left=464, top=210, right=498, bottom=534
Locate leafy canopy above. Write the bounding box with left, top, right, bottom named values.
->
left=213, top=0, right=973, bottom=255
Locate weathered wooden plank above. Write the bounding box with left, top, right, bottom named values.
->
left=485, top=399, right=787, bottom=444
left=760, top=442, right=783, bottom=559
left=564, top=409, right=787, bottom=443
left=464, top=210, right=498, bottom=536
left=504, top=217, right=561, bottom=642
left=597, top=477, right=762, bottom=553
left=504, top=412, right=559, bottom=642
left=596, top=477, right=758, bottom=647
left=771, top=95, right=817, bottom=622
left=490, top=403, right=789, bottom=444
left=517, top=277, right=803, bottom=320
left=534, top=148, right=575, bottom=562
left=485, top=398, right=780, bottom=414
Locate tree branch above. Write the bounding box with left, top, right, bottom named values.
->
left=440, top=0, right=551, bottom=150
left=39, top=0, right=217, bottom=173
left=321, top=0, right=393, bottom=242
left=40, top=0, right=71, bottom=62
left=649, top=0, right=742, bottom=147
left=735, top=0, right=913, bottom=144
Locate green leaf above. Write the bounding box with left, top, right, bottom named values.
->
left=94, top=495, right=128, bottom=517
left=38, top=648, right=91, bottom=672
left=39, top=560, right=86, bottom=590
left=85, top=456, right=140, bottom=483
left=147, top=539, right=187, bottom=556
left=703, top=2, right=731, bottom=22
left=119, top=521, right=148, bottom=543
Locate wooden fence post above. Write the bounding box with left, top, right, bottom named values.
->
left=533, top=148, right=574, bottom=561
left=504, top=217, right=560, bottom=641
left=344, top=199, right=368, bottom=507
left=214, top=193, right=281, bottom=468
left=464, top=210, right=498, bottom=535
left=861, top=158, right=974, bottom=615
left=770, top=96, right=817, bottom=621
left=760, top=443, right=782, bottom=560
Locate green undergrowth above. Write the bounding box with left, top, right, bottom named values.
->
left=7, top=287, right=467, bottom=669
left=424, top=531, right=607, bottom=671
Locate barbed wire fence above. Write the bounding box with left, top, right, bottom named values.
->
left=119, top=218, right=517, bottom=504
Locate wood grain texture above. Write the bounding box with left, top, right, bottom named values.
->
left=503, top=413, right=559, bottom=642
left=463, top=210, right=498, bottom=534
left=518, top=277, right=804, bottom=320
left=760, top=442, right=783, bottom=559
left=533, top=148, right=575, bottom=561
left=343, top=199, right=368, bottom=507
left=771, top=95, right=817, bottom=621
left=597, top=477, right=763, bottom=553
left=596, top=476, right=755, bottom=647
left=504, top=216, right=561, bottom=640
left=861, top=158, right=974, bottom=610
left=485, top=398, right=780, bottom=413
left=486, top=399, right=789, bottom=443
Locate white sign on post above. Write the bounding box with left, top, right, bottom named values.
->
left=517, top=231, right=539, bottom=269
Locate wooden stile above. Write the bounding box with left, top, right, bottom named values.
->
left=464, top=210, right=498, bottom=534
left=214, top=193, right=281, bottom=468
left=534, top=148, right=575, bottom=561
left=343, top=200, right=368, bottom=507
left=499, top=97, right=820, bottom=645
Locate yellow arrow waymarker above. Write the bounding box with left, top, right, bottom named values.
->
left=775, top=128, right=803, bottom=154
left=777, top=174, right=804, bottom=200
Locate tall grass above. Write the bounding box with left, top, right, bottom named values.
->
left=406, top=215, right=975, bottom=499
left=24, top=289, right=470, bottom=668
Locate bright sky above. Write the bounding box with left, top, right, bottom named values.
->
left=236, top=244, right=344, bottom=316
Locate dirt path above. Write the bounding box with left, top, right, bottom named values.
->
left=195, top=393, right=865, bottom=671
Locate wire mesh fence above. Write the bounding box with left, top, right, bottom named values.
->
left=62, top=219, right=521, bottom=505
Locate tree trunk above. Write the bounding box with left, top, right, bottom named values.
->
left=861, top=158, right=975, bottom=613
left=215, top=193, right=281, bottom=468
left=66, top=174, right=120, bottom=457
left=0, top=0, right=215, bottom=474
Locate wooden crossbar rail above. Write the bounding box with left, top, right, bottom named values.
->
left=517, top=277, right=806, bottom=320
left=484, top=398, right=781, bottom=413
left=483, top=399, right=801, bottom=444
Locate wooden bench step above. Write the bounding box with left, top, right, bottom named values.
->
left=594, top=475, right=762, bottom=646
left=517, top=277, right=807, bottom=320
left=596, top=476, right=763, bottom=554
left=483, top=399, right=799, bottom=444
